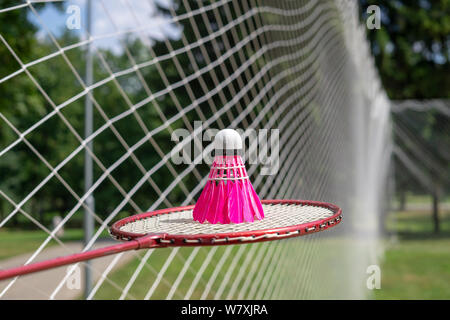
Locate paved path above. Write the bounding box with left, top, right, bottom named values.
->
left=0, top=241, right=135, bottom=299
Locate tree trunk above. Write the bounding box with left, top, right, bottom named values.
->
left=432, top=189, right=440, bottom=234
left=399, top=191, right=406, bottom=211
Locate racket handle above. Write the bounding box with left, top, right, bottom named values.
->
left=0, top=235, right=160, bottom=281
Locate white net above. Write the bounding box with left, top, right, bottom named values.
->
left=0, top=0, right=391, bottom=299
left=392, top=99, right=449, bottom=207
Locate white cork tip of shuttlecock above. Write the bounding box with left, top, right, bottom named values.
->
left=214, top=129, right=243, bottom=150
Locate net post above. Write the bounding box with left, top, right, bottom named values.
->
left=83, top=0, right=94, bottom=300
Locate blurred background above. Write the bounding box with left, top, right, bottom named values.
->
left=360, top=0, right=450, bottom=299
left=0, top=0, right=449, bottom=299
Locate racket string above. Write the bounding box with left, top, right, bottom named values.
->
left=117, top=203, right=336, bottom=236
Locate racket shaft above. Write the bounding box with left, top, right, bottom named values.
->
left=0, top=241, right=139, bottom=281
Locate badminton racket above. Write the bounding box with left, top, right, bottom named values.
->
left=0, top=199, right=342, bottom=280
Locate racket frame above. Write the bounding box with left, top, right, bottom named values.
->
left=110, top=199, right=342, bottom=248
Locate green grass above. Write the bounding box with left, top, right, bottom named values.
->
left=0, top=228, right=109, bottom=260
left=374, top=238, right=450, bottom=299
left=91, top=236, right=372, bottom=300
left=92, top=244, right=256, bottom=300
left=0, top=210, right=131, bottom=261
left=374, top=208, right=450, bottom=299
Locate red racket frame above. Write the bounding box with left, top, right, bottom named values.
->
left=0, top=200, right=342, bottom=281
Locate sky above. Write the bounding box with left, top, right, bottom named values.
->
left=28, top=0, right=181, bottom=54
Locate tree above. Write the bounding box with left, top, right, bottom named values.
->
left=0, top=0, right=247, bottom=226
left=359, top=0, right=450, bottom=99
left=359, top=0, right=450, bottom=233
left=0, top=1, right=64, bottom=222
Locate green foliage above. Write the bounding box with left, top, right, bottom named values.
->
left=0, top=1, right=243, bottom=228
left=359, top=0, right=450, bottom=99
left=359, top=1, right=450, bottom=198
left=375, top=208, right=450, bottom=299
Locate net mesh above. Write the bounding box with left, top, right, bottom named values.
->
left=0, top=0, right=391, bottom=299
left=391, top=99, right=449, bottom=206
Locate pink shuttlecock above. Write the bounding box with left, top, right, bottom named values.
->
left=193, top=129, right=264, bottom=224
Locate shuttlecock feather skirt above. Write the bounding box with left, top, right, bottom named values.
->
left=193, top=155, right=264, bottom=224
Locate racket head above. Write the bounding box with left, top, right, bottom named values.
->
left=110, top=199, right=342, bottom=247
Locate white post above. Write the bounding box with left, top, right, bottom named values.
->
left=83, top=0, right=94, bottom=299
